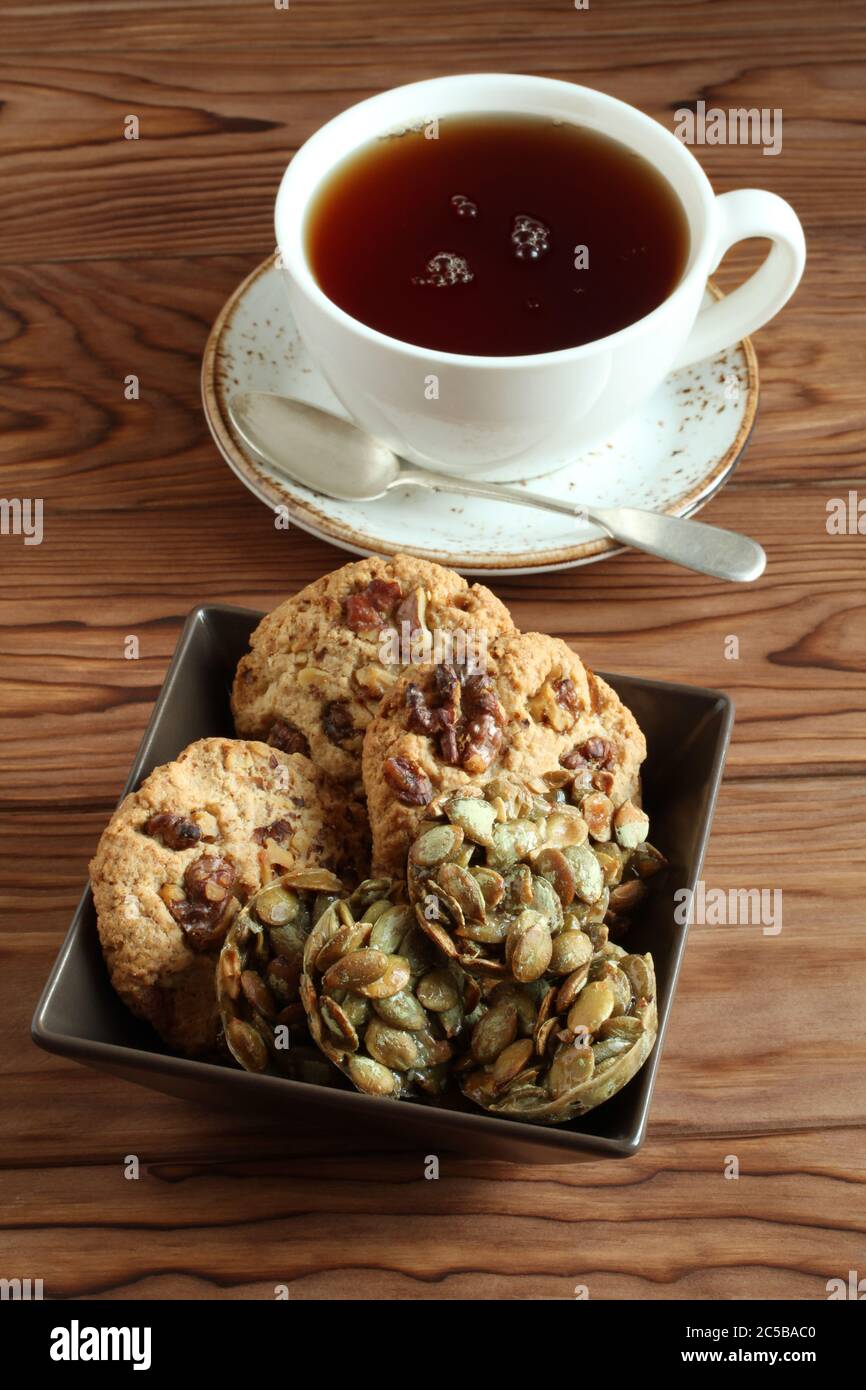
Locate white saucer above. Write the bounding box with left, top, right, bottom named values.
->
left=202, top=257, right=758, bottom=576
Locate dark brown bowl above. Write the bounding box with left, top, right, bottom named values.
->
left=32, top=604, right=732, bottom=1163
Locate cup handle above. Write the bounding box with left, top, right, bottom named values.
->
left=672, top=189, right=805, bottom=370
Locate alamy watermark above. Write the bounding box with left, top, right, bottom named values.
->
left=378, top=622, right=487, bottom=670
left=50, top=1321, right=151, bottom=1370
left=826, top=490, right=866, bottom=535
left=674, top=101, right=782, bottom=157
left=0, top=497, right=43, bottom=545
left=674, top=882, right=782, bottom=936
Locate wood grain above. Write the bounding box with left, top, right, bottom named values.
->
left=0, top=0, right=864, bottom=1302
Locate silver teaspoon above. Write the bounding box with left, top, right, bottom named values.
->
left=227, top=391, right=766, bottom=583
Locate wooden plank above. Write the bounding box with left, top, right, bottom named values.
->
left=0, top=1127, right=863, bottom=1299
left=0, top=0, right=863, bottom=55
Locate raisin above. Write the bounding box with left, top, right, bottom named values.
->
left=267, top=720, right=310, bottom=757
left=143, top=813, right=202, bottom=851
left=322, top=700, right=357, bottom=747
left=383, top=756, right=433, bottom=806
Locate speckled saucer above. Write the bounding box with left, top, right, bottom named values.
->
left=202, top=256, right=758, bottom=575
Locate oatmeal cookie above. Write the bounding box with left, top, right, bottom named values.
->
left=362, top=631, right=646, bottom=875
left=90, top=737, right=367, bottom=1057
left=231, top=554, right=515, bottom=783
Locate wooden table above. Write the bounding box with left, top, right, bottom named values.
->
left=2, top=0, right=864, bottom=1301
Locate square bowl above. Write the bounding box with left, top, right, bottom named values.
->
left=33, top=604, right=732, bottom=1163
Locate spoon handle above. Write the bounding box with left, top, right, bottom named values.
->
left=396, top=469, right=765, bottom=583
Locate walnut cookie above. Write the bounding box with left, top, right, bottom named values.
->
left=230, top=554, right=515, bottom=783
left=362, top=631, right=646, bottom=875
left=89, top=737, right=367, bottom=1057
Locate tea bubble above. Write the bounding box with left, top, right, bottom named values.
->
left=512, top=214, right=550, bottom=261
left=450, top=193, right=478, bottom=219
left=412, top=251, right=474, bottom=288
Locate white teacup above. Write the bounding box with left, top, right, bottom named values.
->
left=276, top=74, right=805, bottom=483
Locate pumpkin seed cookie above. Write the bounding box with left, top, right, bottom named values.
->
left=230, top=554, right=515, bottom=783
left=362, top=631, right=646, bottom=875
left=90, top=737, right=367, bottom=1057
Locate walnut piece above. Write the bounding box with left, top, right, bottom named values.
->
left=403, top=663, right=505, bottom=774
left=384, top=756, right=434, bottom=806
left=161, top=854, right=237, bottom=951
left=561, top=735, right=616, bottom=771
left=251, top=818, right=295, bottom=847
left=343, top=578, right=402, bottom=632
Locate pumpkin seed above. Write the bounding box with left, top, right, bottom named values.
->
left=240, top=969, right=277, bottom=1020
left=359, top=955, right=412, bottom=999
left=445, top=796, right=497, bottom=846
left=613, top=801, right=650, bottom=849
left=314, top=920, right=370, bottom=972
left=491, top=1038, right=534, bottom=1087
left=591, top=1031, right=635, bottom=1065
left=567, top=980, right=615, bottom=1033
left=593, top=842, right=626, bottom=886
left=595, top=962, right=632, bottom=1015
left=365, top=1018, right=420, bottom=1070
left=348, top=1055, right=397, bottom=1095
left=581, top=792, right=614, bottom=842
left=621, top=953, right=656, bottom=1001
left=471, top=1001, right=518, bottom=1063
left=321, top=948, right=388, bottom=993
left=510, top=920, right=553, bottom=983
left=373, top=988, right=427, bottom=1031
left=530, top=846, right=577, bottom=907
left=540, top=809, right=588, bottom=849
left=320, top=995, right=359, bottom=1050
left=254, top=884, right=300, bottom=927
left=488, top=820, right=541, bottom=870
left=437, top=862, right=486, bottom=922
left=410, top=824, right=464, bottom=866
left=225, top=1018, right=269, bottom=1072
left=416, top=968, right=460, bottom=1013
left=549, top=929, right=593, bottom=976
left=561, top=842, right=604, bottom=903
left=608, top=879, right=649, bottom=913
left=528, top=873, right=565, bottom=931
left=548, top=1043, right=594, bottom=1098
left=470, top=866, right=506, bottom=909
left=368, top=903, right=413, bottom=953
left=631, top=842, right=667, bottom=880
